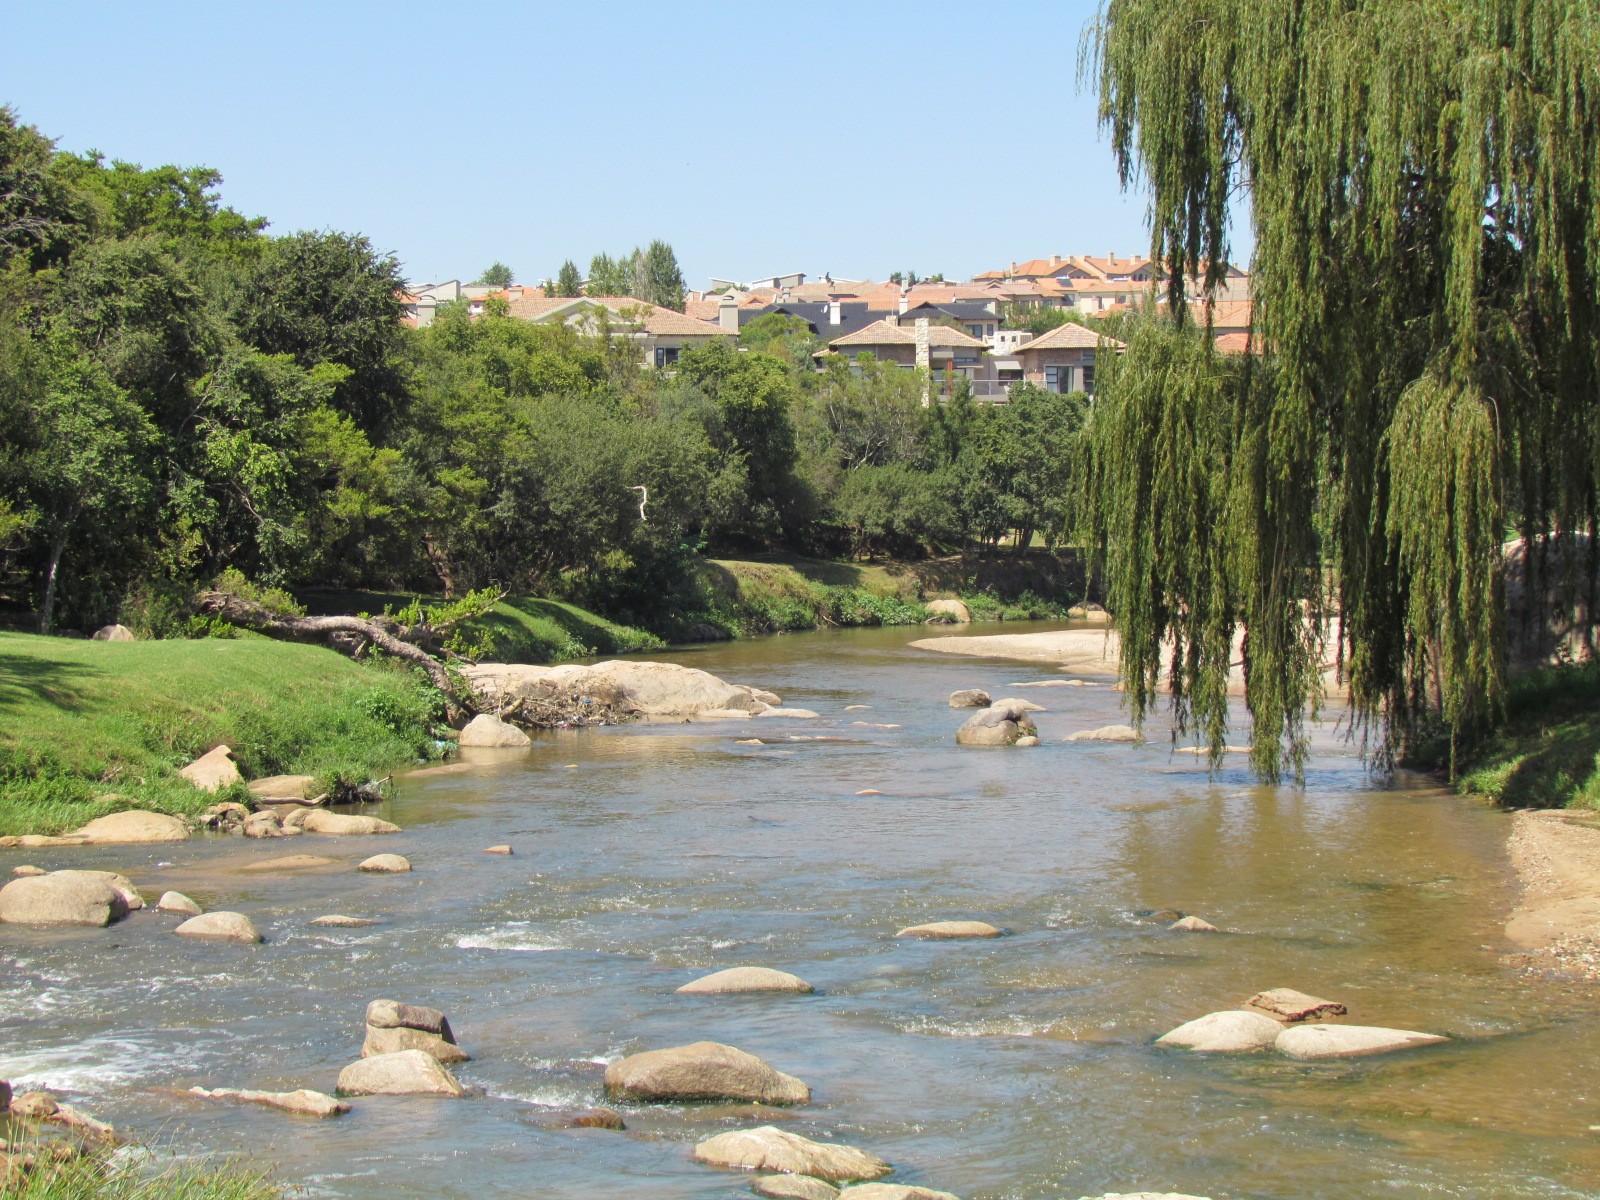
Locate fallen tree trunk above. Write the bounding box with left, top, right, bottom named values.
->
left=195, top=590, right=479, bottom=725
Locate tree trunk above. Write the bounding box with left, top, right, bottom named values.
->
left=38, top=530, right=67, bottom=635
left=195, top=590, right=479, bottom=725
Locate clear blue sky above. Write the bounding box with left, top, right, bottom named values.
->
left=3, top=0, right=1194, bottom=289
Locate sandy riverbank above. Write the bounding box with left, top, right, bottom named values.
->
left=1506, top=809, right=1600, bottom=977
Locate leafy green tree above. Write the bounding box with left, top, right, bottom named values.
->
left=1088, top=0, right=1600, bottom=776
left=638, top=239, right=686, bottom=311
left=232, top=231, right=407, bottom=431
left=959, top=383, right=1085, bottom=552
left=554, top=259, right=583, bottom=297
left=0, top=106, right=90, bottom=270
left=473, top=262, right=513, bottom=287
left=586, top=252, right=631, bottom=297
left=59, top=154, right=265, bottom=257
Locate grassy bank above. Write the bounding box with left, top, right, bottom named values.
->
left=6, top=1148, right=279, bottom=1199
left=297, top=589, right=663, bottom=662
left=1444, top=663, right=1600, bottom=809
left=684, top=553, right=1081, bottom=638
left=0, top=631, right=443, bottom=836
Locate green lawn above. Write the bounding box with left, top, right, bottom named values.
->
left=0, top=631, right=442, bottom=836
left=1452, top=662, right=1600, bottom=809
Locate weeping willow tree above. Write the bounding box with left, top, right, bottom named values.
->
left=1082, top=0, right=1600, bottom=780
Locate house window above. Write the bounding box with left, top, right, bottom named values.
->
left=966, top=323, right=984, bottom=338
left=1082, top=364, right=1095, bottom=394
left=654, top=345, right=680, bottom=368
left=1043, top=365, right=1073, bottom=394
left=986, top=324, right=995, bottom=336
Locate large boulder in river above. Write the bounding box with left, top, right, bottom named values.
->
left=0, top=871, right=129, bottom=926
left=175, top=911, right=262, bottom=943
left=76, top=870, right=143, bottom=910
left=955, top=701, right=1037, bottom=747
left=179, top=745, right=242, bottom=792
left=337, top=1049, right=463, bottom=1097
left=693, top=1126, right=891, bottom=1182
left=462, top=660, right=777, bottom=720
left=948, top=689, right=991, bottom=708
left=1275, top=1024, right=1448, bottom=1060
left=458, top=714, right=532, bottom=748
left=70, top=810, right=190, bottom=844
left=676, top=967, right=814, bottom=995
left=298, top=811, right=400, bottom=836
left=605, top=1041, right=810, bottom=1105
left=363, top=1024, right=468, bottom=1063
left=1156, top=1010, right=1283, bottom=1053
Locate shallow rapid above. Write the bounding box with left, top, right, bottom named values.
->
left=3, top=623, right=1598, bottom=1199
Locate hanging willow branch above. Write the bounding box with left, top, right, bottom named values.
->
left=1085, top=0, right=1600, bottom=778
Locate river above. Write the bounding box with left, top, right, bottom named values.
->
left=3, top=623, right=1598, bottom=1199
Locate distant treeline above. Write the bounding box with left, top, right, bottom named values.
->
left=0, top=107, right=1085, bottom=636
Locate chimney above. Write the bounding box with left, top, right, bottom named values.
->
left=898, top=289, right=910, bottom=315
left=779, top=287, right=791, bottom=303
left=828, top=298, right=842, bottom=326
left=718, top=291, right=739, bottom=332
left=1009, top=261, right=1018, bottom=276
left=884, top=311, right=899, bottom=328
left=1051, top=254, right=1062, bottom=268
left=1108, top=251, right=1116, bottom=264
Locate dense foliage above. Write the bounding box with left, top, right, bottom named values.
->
left=1086, top=0, right=1600, bottom=778
left=0, top=107, right=1091, bottom=638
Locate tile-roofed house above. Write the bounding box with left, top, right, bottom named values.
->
left=491, top=293, right=733, bottom=367
left=1011, top=322, right=1123, bottom=395
left=820, top=317, right=1003, bottom=402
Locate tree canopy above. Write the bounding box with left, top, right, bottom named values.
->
left=1086, top=0, right=1600, bottom=779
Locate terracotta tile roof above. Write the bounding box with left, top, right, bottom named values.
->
left=500, top=294, right=732, bottom=337
left=1015, top=323, right=1123, bottom=352
left=827, top=319, right=988, bottom=349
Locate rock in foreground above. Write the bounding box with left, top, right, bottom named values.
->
left=896, top=921, right=1003, bottom=939
left=458, top=713, right=533, bottom=748
left=676, top=967, right=814, bottom=995
left=1156, top=1010, right=1283, bottom=1053
left=337, top=1049, right=464, bottom=1097
left=754, top=1176, right=841, bottom=1200
left=70, top=810, right=190, bottom=844
left=0, top=872, right=129, bottom=927
left=190, top=1086, right=348, bottom=1118
left=175, top=911, right=262, bottom=943
left=605, top=1041, right=809, bottom=1105
left=1275, top=1024, right=1448, bottom=1060
left=692, top=1126, right=891, bottom=1182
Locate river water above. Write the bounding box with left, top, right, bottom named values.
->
left=3, top=623, right=1599, bottom=1199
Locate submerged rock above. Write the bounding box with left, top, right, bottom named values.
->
left=189, top=1086, right=349, bottom=1118
left=1275, top=1024, right=1448, bottom=1060
left=754, top=1177, right=840, bottom=1200
left=692, top=1126, right=891, bottom=1181
left=1156, top=1010, right=1283, bottom=1053
left=567, top=1107, right=626, bottom=1130
left=458, top=713, right=533, bottom=748
left=838, top=1187, right=962, bottom=1200
left=10, top=865, right=45, bottom=877
left=755, top=707, right=822, bottom=719
left=0, top=871, right=129, bottom=927
left=1066, top=725, right=1141, bottom=743
left=483, top=845, right=513, bottom=855
left=70, top=810, right=190, bottom=844
left=1247, top=988, right=1346, bottom=1022
left=336, top=1049, right=464, bottom=1097
left=179, top=745, right=242, bottom=792
left=1076, top=1194, right=1213, bottom=1199
left=358, top=854, right=412, bottom=873
left=605, top=1041, right=809, bottom=1105
left=241, top=854, right=338, bottom=872
left=947, top=689, right=991, bottom=709
left=312, top=914, right=376, bottom=927
left=1168, top=916, right=1219, bottom=932
left=896, top=921, right=1003, bottom=939
left=676, top=967, right=814, bottom=995
left=175, top=911, right=262, bottom=943
left=157, top=891, right=202, bottom=916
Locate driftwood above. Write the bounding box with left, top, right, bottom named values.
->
left=195, top=590, right=481, bottom=724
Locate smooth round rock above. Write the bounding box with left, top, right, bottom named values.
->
left=1274, top=1024, right=1449, bottom=1060
left=895, top=921, right=1003, bottom=939
left=755, top=1176, right=841, bottom=1200
left=10, top=865, right=45, bottom=877
left=676, top=967, right=814, bottom=995
left=692, top=1126, right=891, bottom=1182
left=70, top=810, right=190, bottom=844
left=336, top=1049, right=463, bottom=1097
left=1156, top=1010, right=1283, bottom=1053
left=358, top=854, right=411, bottom=873
left=299, top=811, right=400, bottom=836
left=175, top=911, right=262, bottom=943
left=605, top=1041, right=809, bottom=1105
left=157, top=891, right=202, bottom=916
left=948, top=689, right=991, bottom=708
left=0, top=872, right=129, bottom=927
left=1015, top=735, right=1041, bottom=747
left=458, top=714, right=532, bottom=748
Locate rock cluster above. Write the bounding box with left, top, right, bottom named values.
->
left=362, top=999, right=469, bottom=1064
left=1158, top=988, right=1447, bottom=1059
left=954, top=700, right=1039, bottom=747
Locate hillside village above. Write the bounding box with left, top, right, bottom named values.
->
left=399, top=252, right=1253, bottom=401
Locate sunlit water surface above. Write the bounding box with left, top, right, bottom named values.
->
left=3, top=624, right=1598, bottom=1199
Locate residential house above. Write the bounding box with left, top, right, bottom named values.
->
left=818, top=316, right=998, bottom=400
left=1011, top=322, right=1122, bottom=394
left=491, top=292, right=733, bottom=367
left=400, top=279, right=512, bottom=327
